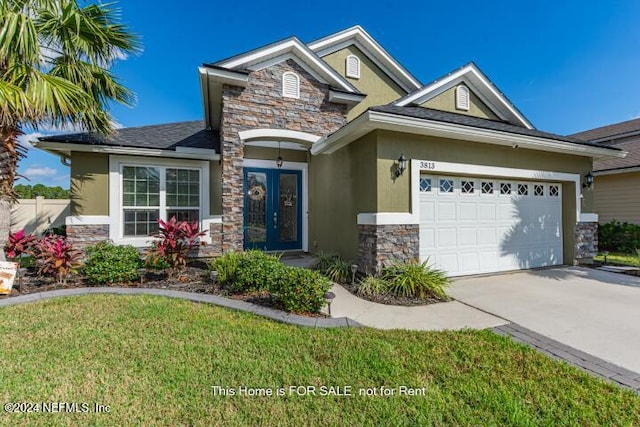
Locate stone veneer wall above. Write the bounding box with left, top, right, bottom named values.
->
left=575, top=221, right=598, bottom=263
left=220, top=59, right=347, bottom=252
left=67, top=224, right=110, bottom=249
left=358, top=224, right=420, bottom=274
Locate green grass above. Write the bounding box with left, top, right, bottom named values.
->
left=0, top=296, right=639, bottom=426
left=595, top=252, right=640, bottom=267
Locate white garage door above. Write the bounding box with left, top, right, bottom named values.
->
left=419, top=175, right=563, bottom=276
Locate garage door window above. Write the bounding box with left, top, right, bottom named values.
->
left=481, top=182, right=494, bottom=194
left=500, top=182, right=511, bottom=195
left=517, top=183, right=528, bottom=196
left=534, top=184, right=544, bottom=196
left=461, top=180, right=475, bottom=194
left=419, top=178, right=432, bottom=192
left=440, top=179, right=454, bottom=193
left=549, top=185, right=559, bottom=197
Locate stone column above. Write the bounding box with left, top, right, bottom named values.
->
left=358, top=224, right=419, bottom=274
left=575, top=221, right=598, bottom=264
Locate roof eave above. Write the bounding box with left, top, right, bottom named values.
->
left=311, top=111, right=626, bottom=160
left=33, top=140, right=221, bottom=161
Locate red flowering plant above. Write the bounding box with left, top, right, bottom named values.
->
left=4, top=229, right=36, bottom=261
left=145, top=217, right=206, bottom=277
left=33, top=235, right=83, bottom=285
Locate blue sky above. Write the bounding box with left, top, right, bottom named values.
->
left=18, top=0, right=640, bottom=188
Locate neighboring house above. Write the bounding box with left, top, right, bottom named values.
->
left=571, top=118, right=640, bottom=225
left=34, top=26, right=623, bottom=277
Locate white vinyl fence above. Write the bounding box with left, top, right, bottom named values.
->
left=11, top=197, right=70, bottom=235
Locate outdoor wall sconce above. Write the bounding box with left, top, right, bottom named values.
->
left=395, top=154, right=407, bottom=177
left=324, top=291, right=336, bottom=316
left=276, top=142, right=283, bottom=169
left=583, top=171, right=594, bottom=189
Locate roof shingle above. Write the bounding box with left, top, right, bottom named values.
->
left=38, top=121, right=220, bottom=153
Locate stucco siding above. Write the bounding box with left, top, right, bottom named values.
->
left=70, top=152, right=109, bottom=216
left=209, top=160, right=222, bottom=215
left=594, top=172, right=640, bottom=224
left=244, top=146, right=308, bottom=163
left=309, top=132, right=377, bottom=261
left=420, top=85, right=500, bottom=120
left=322, top=45, right=406, bottom=121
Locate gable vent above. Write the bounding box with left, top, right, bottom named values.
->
left=282, top=72, right=300, bottom=99
left=345, top=55, right=360, bottom=79
left=455, top=85, right=470, bottom=111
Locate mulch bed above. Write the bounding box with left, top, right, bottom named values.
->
left=340, top=280, right=450, bottom=306
left=0, top=263, right=327, bottom=317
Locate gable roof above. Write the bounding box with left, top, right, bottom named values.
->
left=37, top=121, right=220, bottom=152
left=308, top=25, right=422, bottom=93
left=393, top=62, right=534, bottom=129
left=571, top=117, right=640, bottom=143
left=207, top=36, right=360, bottom=94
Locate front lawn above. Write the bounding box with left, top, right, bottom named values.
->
left=595, top=252, right=640, bottom=267
left=0, top=296, right=639, bottom=426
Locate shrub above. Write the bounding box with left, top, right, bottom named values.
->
left=382, top=259, right=449, bottom=300
left=83, top=242, right=142, bottom=285
left=145, top=217, right=206, bottom=276
left=313, top=251, right=353, bottom=283
left=33, top=235, right=82, bottom=284
left=4, top=230, right=36, bottom=259
left=234, top=251, right=284, bottom=293
left=598, top=220, right=640, bottom=253
left=357, top=276, right=389, bottom=297
left=269, top=267, right=331, bottom=313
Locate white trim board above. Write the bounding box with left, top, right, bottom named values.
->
left=393, top=63, right=533, bottom=129
left=308, top=25, right=422, bottom=92
left=594, top=166, right=640, bottom=176
left=35, top=141, right=220, bottom=161
left=238, top=129, right=321, bottom=144
left=311, top=110, right=627, bottom=160
left=242, top=158, right=309, bottom=252
left=357, top=159, right=584, bottom=225
left=108, top=155, right=214, bottom=247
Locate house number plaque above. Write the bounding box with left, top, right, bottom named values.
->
left=419, top=161, right=436, bottom=170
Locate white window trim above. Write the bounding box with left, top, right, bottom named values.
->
left=282, top=71, right=300, bottom=99
left=345, top=54, right=360, bottom=79
left=109, top=155, right=211, bottom=247
left=241, top=158, right=309, bottom=252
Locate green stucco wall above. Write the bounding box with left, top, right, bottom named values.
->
left=322, top=45, right=406, bottom=121
left=70, top=152, right=109, bottom=216
left=309, top=132, right=377, bottom=261
left=420, top=85, right=500, bottom=120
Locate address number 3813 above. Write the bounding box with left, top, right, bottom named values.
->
left=419, top=161, right=436, bottom=170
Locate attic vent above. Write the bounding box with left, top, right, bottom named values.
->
left=282, top=72, right=300, bottom=99
left=345, top=55, right=360, bottom=79
left=455, top=85, right=470, bottom=111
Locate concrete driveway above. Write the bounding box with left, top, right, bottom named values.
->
left=450, top=267, right=640, bottom=373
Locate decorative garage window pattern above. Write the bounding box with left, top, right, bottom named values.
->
left=500, top=183, right=511, bottom=195
left=419, top=178, right=432, bottom=192
left=461, top=180, right=474, bottom=194
left=534, top=184, right=544, bottom=196
left=439, top=179, right=454, bottom=193
left=482, top=182, right=494, bottom=194
left=518, top=183, right=528, bottom=196
left=549, top=185, right=559, bottom=197
left=121, top=165, right=201, bottom=237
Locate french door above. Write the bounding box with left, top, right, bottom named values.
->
left=243, top=168, right=302, bottom=251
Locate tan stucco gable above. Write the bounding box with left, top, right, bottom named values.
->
left=322, top=45, right=406, bottom=121
left=420, top=85, right=500, bottom=120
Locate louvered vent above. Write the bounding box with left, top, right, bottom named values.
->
left=346, top=55, right=360, bottom=78
left=455, top=85, right=470, bottom=111
left=282, top=72, right=300, bottom=98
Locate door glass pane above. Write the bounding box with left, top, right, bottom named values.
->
left=279, top=173, right=298, bottom=242
left=246, top=172, right=267, bottom=244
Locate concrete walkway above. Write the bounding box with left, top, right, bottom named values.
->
left=327, top=283, right=507, bottom=330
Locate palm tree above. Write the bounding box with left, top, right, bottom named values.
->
left=0, top=0, right=141, bottom=259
